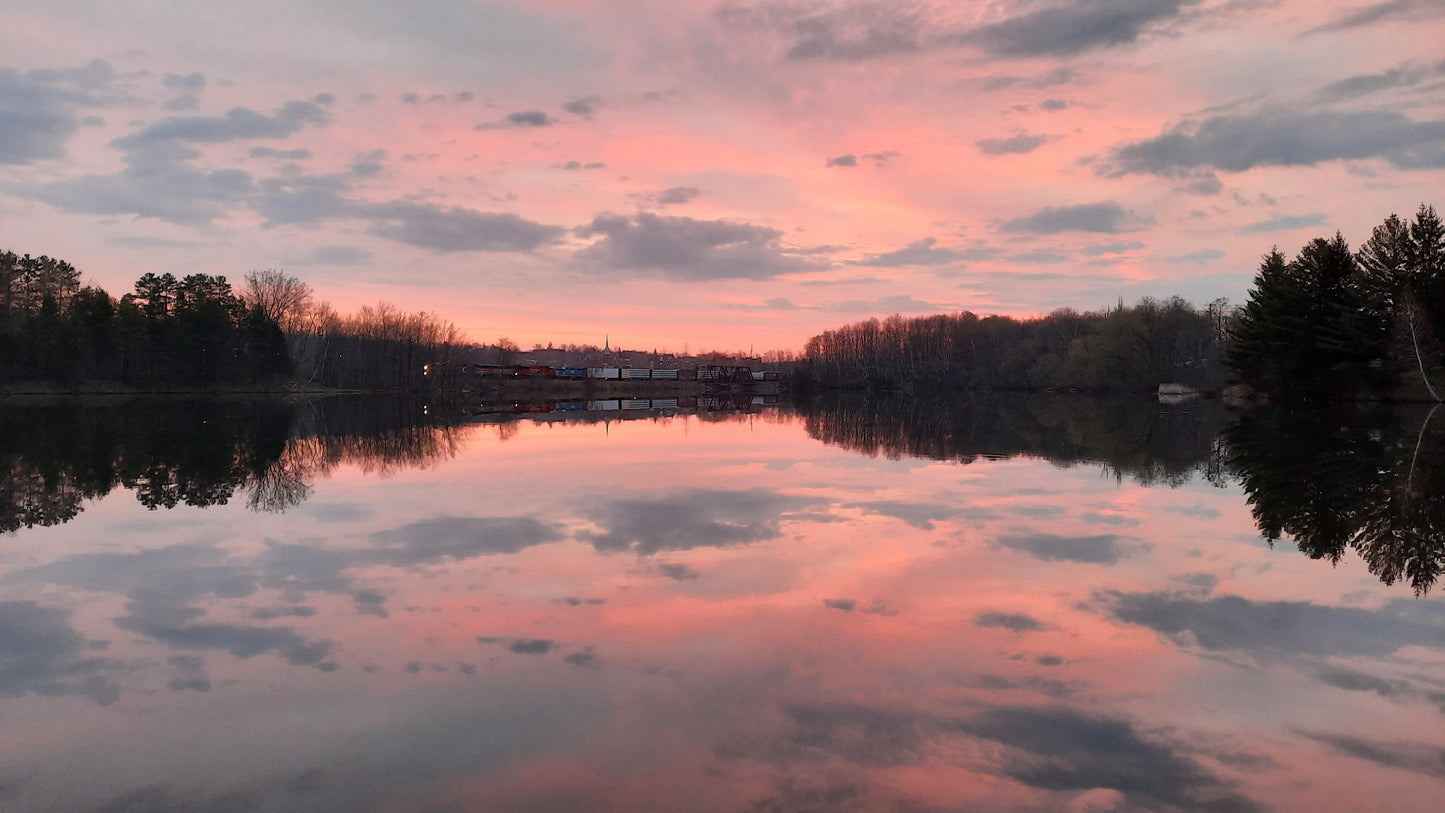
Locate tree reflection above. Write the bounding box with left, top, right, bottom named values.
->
left=1227, top=404, right=1445, bottom=593
left=0, top=398, right=467, bottom=531
left=797, top=392, right=1234, bottom=487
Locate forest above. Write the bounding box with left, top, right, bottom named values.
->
left=800, top=204, right=1445, bottom=401
left=0, top=258, right=468, bottom=391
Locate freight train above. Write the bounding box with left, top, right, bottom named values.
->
left=460, top=364, right=759, bottom=383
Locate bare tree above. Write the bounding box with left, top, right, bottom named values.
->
left=242, top=268, right=313, bottom=331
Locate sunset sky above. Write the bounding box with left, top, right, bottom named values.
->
left=4, top=0, right=1445, bottom=351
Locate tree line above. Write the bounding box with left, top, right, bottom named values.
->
left=0, top=257, right=473, bottom=391
left=800, top=204, right=1444, bottom=400
left=798, top=296, right=1231, bottom=392
left=1228, top=204, right=1443, bottom=400
left=1, top=252, right=288, bottom=386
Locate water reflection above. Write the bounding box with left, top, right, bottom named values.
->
left=2, top=396, right=1444, bottom=811
left=1227, top=403, right=1445, bottom=593
left=1, top=398, right=503, bottom=530
left=798, top=392, right=1235, bottom=486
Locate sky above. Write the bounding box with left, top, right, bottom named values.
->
left=3, top=0, right=1445, bottom=352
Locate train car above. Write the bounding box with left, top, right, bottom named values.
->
left=555, top=366, right=587, bottom=379
left=467, top=364, right=513, bottom=377
left=623, top=368, right=652, bottom=379
left=588, top=367, right=621, bottom=379
left=512, top=365, right=555, bottom=377
left=650, top=369, right=679, bottom=380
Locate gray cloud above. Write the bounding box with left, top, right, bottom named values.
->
left=574, top=212, right=819, bottom=281
left=658, top=563, right=700, bottom=581
left=24, top=95, right=333, bottom=223
left=368, top=516, right=563, bottom=561
left=821, top=294, right=944, bottom=313
left=15, top=545, right=338, bottom=667
left=254, top=172, right=352, bottom=225
left=1181, top=173, right=1224, bottom=195
left=162, top=72, right=206, bottom=91
left=251, top=605, right=318, bottom=620
left=25, top=58, right=115, bottom=89
left=363, top=202, right=566, bottom=252
left=781, top=4, right=925, bottom=61
left=349, top=149, right=386, bottom=177
left=0, top=67, right=93, bottom=163
left=564, top=650, right=598, bottom=668
left=975, top=611, right=1044, bottom=633
left=1081, top=241, right=1145, bottom=256
left=562, top=96, right=602, bottom=117
left=656, top=186, right=701, bottom=205
left=982, top=67, right=1078, bottom=91
left=476, top=637, right=557, bottom=655
left=963, top=704, right=1258, bottom=811
left=32, top=158, right=256, bottom=224
left=732, top=1, right=1188, bottom=63
left=1168, top=248, right=1226, bottom=263
left=740, top=700, right=1252, bottom=810
left=826, top=153, right=858, bottom=167
left=1039, top=98, right=1070, bottom=111
left=295, top=245, right=375, bottom=266
left=1107, top=108, right=1445, bottom=175
left=0, top=601, right=118, bottom=705
left=1300, top=732, right=1445, bottom=780
left=163, top=96, right=200, bottom=112
left=249, top=146, right=314, bottom=160
left=477, top=109, right=557, bottom=129
left=957, top=0, right=1199, bottom=57
left=581, top=488, right=824, bottom=555
left=853, top=236, right=961, bottom=266
left=1314, top=665, right=1401, bottom=697
left=507, top=110, right=553, bottom=127
left=1240, top=213, right=1328, bottom=233
left=1316, top=63, right=1437, bottom=102
left=1306, top=0, right=1445, bottom=34
left=977, top=132, right=1051, bottom=155
left=255, top=169, right=564, bottom=252
left=116, top=610, right=332, bottom=667
left=849, top=499, right=958, bottom=529
left=992, top=533, right=1130, bottom=564
left=824, top=598, right=857, bottom=612
left=112, top=100, right=329, bottom=149
left=999, top=202, right=1144, bottom=234
left=1104, top=591, right=1445, bottom=657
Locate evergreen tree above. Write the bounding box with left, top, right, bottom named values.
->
left=1226, top=248, right=1309, bottom=393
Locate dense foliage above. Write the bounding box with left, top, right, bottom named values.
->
left=1, top=257, right=470, bottom=391
left=1227, top=205, right=1444, bottom=400
left=800, top=297, right=1231, bottom=392
left=1, top=253, right=288, bottom=386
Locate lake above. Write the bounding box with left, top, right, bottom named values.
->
left=2, top=394, right=1443, bottom=812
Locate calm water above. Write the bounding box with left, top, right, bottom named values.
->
left=2, top=395, right=1443, bottom=812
